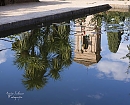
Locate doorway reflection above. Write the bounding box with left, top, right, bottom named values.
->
left=74, top=15, right=102, bottom=66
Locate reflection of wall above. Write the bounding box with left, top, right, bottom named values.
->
left=74, top=15, right=102, bottom=66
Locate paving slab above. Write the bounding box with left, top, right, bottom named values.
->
left=0, top=0, right=108, bottom=24
left=0, top=0, right=130, bottom=24
left=0, top=0, right=130, bottom=33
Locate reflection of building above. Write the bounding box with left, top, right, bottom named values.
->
left=74, top=15, right=102, bottom=66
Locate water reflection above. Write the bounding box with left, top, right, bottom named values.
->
left=87, top=93, right=104, bottom=100
left=94, top=11, right=130, bottom=81
left=121, top=44, right=130, bottom=74
left=71, top=11, right=130, bottom=81
left=0, top=42, right=6, bottom=64
left=0, top=11, right=130, bottom=91
left=102, top=11, right=130, bottom=53
left=6, top=15, right=104, bottom=90
left=96, top=41, right=130, bottom=81
left=107, top=31, right=122, bottom=53
left=4, top=24, right=72, bottom=90
left=97, top=60, right=129, bottom=81
left=103, top=11, right=130, bottom=75
left=1, top=10, right=130, bottom=105
left=74, top=15, right=102, bottom=66
left=0, top=15, right=103, bottom=90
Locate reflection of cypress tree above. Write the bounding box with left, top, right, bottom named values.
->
left=107, top=31, right=122, bottom=53
left=10, top=23, right=72, bottom=90
left=91, top=11, right=130, bottom=25
left=102, top=11, right=130, bottom=24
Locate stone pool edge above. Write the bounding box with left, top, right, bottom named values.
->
left=0, top=4, right=111, bottom=34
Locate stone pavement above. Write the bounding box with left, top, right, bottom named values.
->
left=0, top=0, right=130, bottom=32
left=0, top=0, right=107, bottom=25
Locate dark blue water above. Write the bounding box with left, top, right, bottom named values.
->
left=0, top=11, right=130, bottom=105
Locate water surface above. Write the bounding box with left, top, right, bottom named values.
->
left=0, top=10, right=130, bottom=105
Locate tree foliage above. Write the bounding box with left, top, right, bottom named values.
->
left=10, top=23, right=73, bottom=90
left=107, top=31, right=122, bottom=53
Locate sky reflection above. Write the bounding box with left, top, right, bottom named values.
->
left=87, top=93, right=104, bottom=100
left=96, top=41, right=130, bottom=81
left=97, top=60, right=129, bottom=81
left=104, top=43, right=129, bottom=63
left=0, top=42, right=6, bottom=64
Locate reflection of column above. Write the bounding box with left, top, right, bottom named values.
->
left=74, top=15, right=102, bottom=66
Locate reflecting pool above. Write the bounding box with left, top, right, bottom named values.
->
left=0, top=10, right=130, bottom=105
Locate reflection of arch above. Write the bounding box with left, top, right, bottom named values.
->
left=74, top=15, right=102, bottom=66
